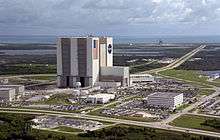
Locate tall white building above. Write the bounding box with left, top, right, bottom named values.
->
left=57, top=37, right=129, bottom=88
left=145, top=92, right=183, bottom=110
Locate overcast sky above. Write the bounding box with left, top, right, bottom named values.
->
left=1, top=0, right=220, bottom=36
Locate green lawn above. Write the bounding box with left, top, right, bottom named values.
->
left=130, top=62, right=166, bottom=74
left=22, top=75, right=56, bottom=81
left=0, top=64, right=56, bottom=75
left=170, top=114, right=220, bottom=133
left=159, top=70, right=220, bottom=87
left=199, top=88, right=216, bottom=96
left=175, top=104, right=190, bottom=111
left=213, top=79, right=220, bottom=84
left=37, top=94, right=73, bottom=105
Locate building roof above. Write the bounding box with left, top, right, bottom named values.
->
left=130, top=74, right=153, bottom=77
left=0, top=85, right=23, bottom=87
left=148, top=92, right=182, bottom=98
left=0, top=88, right=14, bottom=91
left=27, top=95, right=44, bottom=102
left=82, top=93, right=115, bottom=99
left=59, top=36, right=112, bottom=39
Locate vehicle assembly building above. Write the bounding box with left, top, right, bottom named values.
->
left=57, top=37, right=130, bottom=88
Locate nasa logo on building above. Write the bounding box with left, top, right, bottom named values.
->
left=108, top=44, right=112, bottom=54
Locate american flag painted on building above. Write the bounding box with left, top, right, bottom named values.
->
left=93, top=40, right=99, bottom=59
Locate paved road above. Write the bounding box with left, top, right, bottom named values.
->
left=1, top=107, right=220, bottom=138
left=139, top=45, right=206, bottom=74
left=187, top=112, right=220, bottom=119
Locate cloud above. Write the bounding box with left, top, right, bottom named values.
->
left=0, top=0, right=220, bottom=35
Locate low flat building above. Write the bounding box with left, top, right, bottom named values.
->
left=0, top=88, right=16, bottom=102
left=100, top=66, right=130, bottom=86
left=95, top=81, right=121, bottom=88
left=130, top=74, right=154, bottom=84
left=0, top=85, right=25, bottom=96
left=80, top=93, right=115, bottom=104
left=145, top=92, right=183, bottom=110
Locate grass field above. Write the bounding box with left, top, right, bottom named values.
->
left=22, top=75, right=56, bottom=81
left=170, top=114, right=220, bottom=133
left=159, top=70, right=220, bottom=87
left=199, top=88, right=216, bottom=96
left=175, top=104, right=190, bottom=111
left=0, top=64, right=56, bottom=75
left=214, top=79, right=220, bottom=82
left=37, top=94, right=73, bottom=105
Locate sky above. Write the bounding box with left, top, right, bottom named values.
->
left=0, top=0, right=220, bottom=36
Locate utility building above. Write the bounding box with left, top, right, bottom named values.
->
left=130, top=74, right=154, bottom=84
left=0, top=88, right=16, bottom=102
left=0, top=85, right=25, bottom=96
left=79, top=94, right=115, bottom=104
left=57, top=37, right=129, bottom=88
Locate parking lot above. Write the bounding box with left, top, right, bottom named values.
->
left=198, top=95, right=220, bottom=116
left=32, top=116, right=104, bottom=131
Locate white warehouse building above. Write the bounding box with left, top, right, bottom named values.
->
left=130, top=74, right=154, bottom=84
left=80, top=94, right=115, bottom=104
left=145, top=92, right=183, bottom=110
left=0, top=88, right=16, bottom=102
left=0, top=85, right=25, bottom=96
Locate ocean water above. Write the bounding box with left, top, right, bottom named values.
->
left=0, top=35, right=220, bottom=44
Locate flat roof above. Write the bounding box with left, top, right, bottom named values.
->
left=148, top=92, right=182, bottom=98
left=0, top=85, right=24, bottom=87
left=101, top=66, right=129, bottom=69
left=59, top=36, right=112, bottom=39
left=82, top=93, right=115, bottom=98
left=130, top=74, right=153, bottom=77
left=0, top=88, right=14, bottom=91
